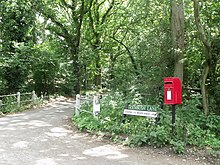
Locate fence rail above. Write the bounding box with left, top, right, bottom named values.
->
left=75, top=94, right=101, bottom=117
left=0, top=94, right=17, bottom=98
left=0, top=91, right=37, bottom=110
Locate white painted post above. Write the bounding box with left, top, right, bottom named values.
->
left=93, top=95, right=100, bottom=117
left=32, top=91, right=36, bottom=104
left=41, top=92, right=44, bottom=99
left=75, top=94, right=81, bottom=116
left=17, top=92, right=20, bottom=107
left=0, top=100, right=3, bottom=116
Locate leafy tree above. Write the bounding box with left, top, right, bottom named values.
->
left=0, top=0, right=36, bottom=94
left=86, top=0, right=115, bottom=87
left=193, top=0, right=220, bottom=115
left=32, top=43, right=59, bottom=96
left=35, top=0, right=93, bottom=94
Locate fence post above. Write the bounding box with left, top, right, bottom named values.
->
left=17, top=92, right=20, bottom=107
left=75, top=94, right=81, bottom=116
left=32, top=91, right=36, bottom=104
left=41, top=92, right=44, bottom=100
left=93, top=95, right=100, bottom=117
left=86, top=92, right=90, bottom=104
left=0, top=100, right=3, bottom=116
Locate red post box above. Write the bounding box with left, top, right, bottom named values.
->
left=164, top=77, right=182, bottom=105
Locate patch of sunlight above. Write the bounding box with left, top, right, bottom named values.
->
left=11, top=120, right=23, bottom=123
left=58, top=154, right=69, bottom=157
left=8, top=114, right=26, bottom=117
left=72, top=157, right=87, bottom=160
left=9, top=120, right=52, bottom=127
left=45, top=132, right=67, bottom=137
left=40, top=139, right=48, bottom=142
left=83, top=145, right=128, bottom=160
left=45, top=127, right=72, bottom=137
left=0, top=127, right=16, bottom=131
left=55, top=110, right=65, bottom=113
left=0, top=149, right=5, bottom=152
left=0, top=121, right=8, bottom=124
left=12, top=141, right=29, bottom=149
left=35, top=158, right=57, bottom=165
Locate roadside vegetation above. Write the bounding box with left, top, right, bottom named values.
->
left=0, top=0, right=219, bottom=162
left=73, top=93, right=220, bottom=162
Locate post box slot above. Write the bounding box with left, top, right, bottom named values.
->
left=165, top=82, right=172, bottom=84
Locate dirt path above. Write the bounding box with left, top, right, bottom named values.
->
left=0, top=99, right=212, bottom=165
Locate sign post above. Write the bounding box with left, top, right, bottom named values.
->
left=93, top=95, right=100, bottom=117
left=171, top=104, right=176, bottom=134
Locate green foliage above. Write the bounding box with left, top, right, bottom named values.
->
left=170, top=140, right=185, bottom=154
left=1, top=59, right=28, bottom=93
left=0, top=0, right=36, bottom=94
left=73, top=93, right=220, bottom=155
left=0, top=96, right=17, bottom=114
left=73, top=112, right=100, bottom=132
left=32, top=46, right=59, bottom=96
left=0, top=0, right=219, bottom=158
left=175, top=98, right=220, bottom=148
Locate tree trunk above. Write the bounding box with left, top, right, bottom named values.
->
left=109, top=53, right=115, bottom=80
left=95, top=53, right=102, bottom=87
left=193, top=0, right=212, bottom=115
left=93, top=43, right=102, bottom=88
left=201, top=45, right=211, bottom=116
left=201, top=61, right=209, bottom=116
left=83, top=64, right=87, bottom=91
left=171, top=0, right=185, bottom=81
left=70, top=45, right=81, bottom=95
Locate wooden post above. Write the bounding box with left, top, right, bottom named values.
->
left=41, top=92, right=44, bottom=100
left=93, top=95, right=100, bottom=117
left=17, top=92, right=20, bottom=107
left=75, top=94, right=81, bottom=116
left=0, top=100, right=3, bottom=117
left=32, top=91, right=36, bottom=104
left=0, top=100, right=2, bottom=108
left=86, top=92, right=90, bottom=104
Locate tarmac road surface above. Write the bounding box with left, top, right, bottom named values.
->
left=0, top=99, right=211, bottom=165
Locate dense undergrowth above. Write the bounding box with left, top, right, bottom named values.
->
left=72, top=93, right=220, bottom=158
left=0, top=95, right=48, bottom=115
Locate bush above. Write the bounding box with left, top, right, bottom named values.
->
left=72, top=93, right=220, bottom=154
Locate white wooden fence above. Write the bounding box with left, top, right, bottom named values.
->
left=0, top=91, right=37, bottom=109
left=75, top=93, right=101, bottom=117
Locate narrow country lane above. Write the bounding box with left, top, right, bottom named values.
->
left=0, top=100, right=211, bottom=165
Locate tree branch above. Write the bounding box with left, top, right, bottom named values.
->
left=47, top=14, right=70, bottom=39
left=101, top=0, right=114, bottom=24
left=110, top=35, right=139, bottom=76
left=193, top=0, right=211, bottom=48
left=88, top=8, right=98, bottom=37
left=60, top=0, right=74, bottom=10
